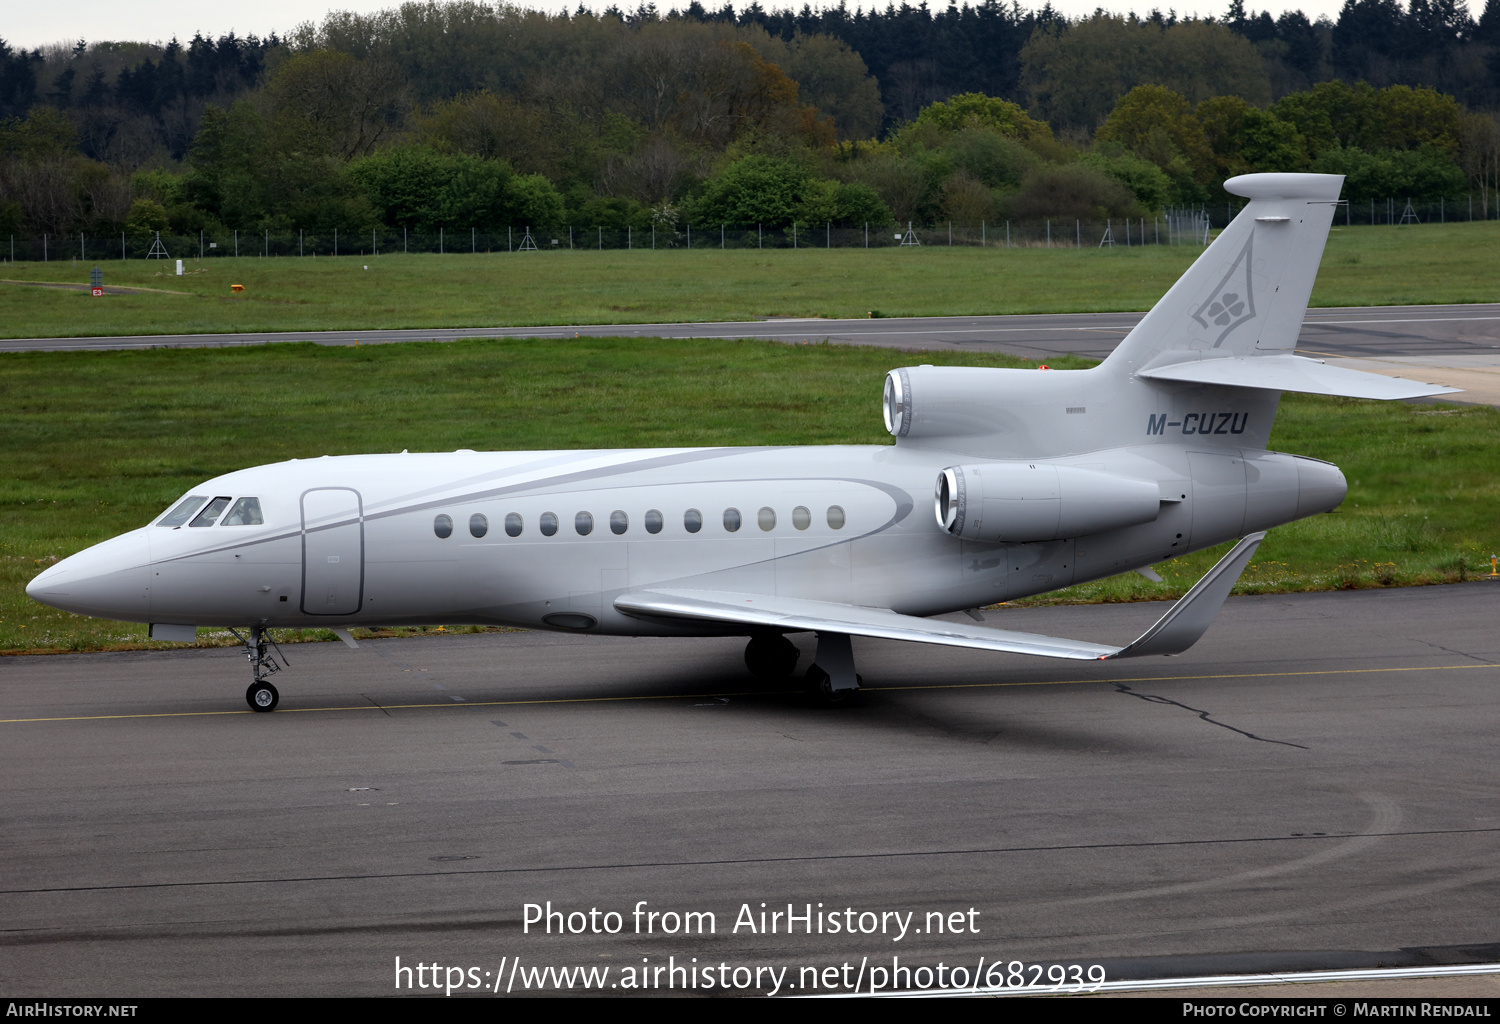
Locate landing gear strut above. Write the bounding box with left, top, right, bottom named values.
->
left=744, top=633, right=800, bottom=681
left=805, top=632, right=860, bottom=706
left=229, top=625, right=288, bottom=712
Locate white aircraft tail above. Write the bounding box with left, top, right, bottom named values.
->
left=1103, top=173, right=1343, bottom=375
left=1100, top=173, right=1458, bottom=402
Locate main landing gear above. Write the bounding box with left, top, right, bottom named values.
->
left=743, top=632, right=861, bottom=706
left=229, top=625, right=289, bottom=712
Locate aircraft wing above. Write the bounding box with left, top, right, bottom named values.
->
left=1137, top=355, right=1461, bottom=400
left=616, top=533, right=1265, bottom=662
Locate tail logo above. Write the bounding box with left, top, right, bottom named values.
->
left=1206, top=293, right=1245, bottom=325
left=1191, top=236, right=1258, bottom=347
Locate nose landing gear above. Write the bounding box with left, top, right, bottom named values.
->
left=229, top=625, right=289, bottom=712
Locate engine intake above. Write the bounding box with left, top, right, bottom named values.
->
left=936, top=463, right=1162, bottom=542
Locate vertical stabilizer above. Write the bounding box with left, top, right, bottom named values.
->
left=1102, top=173, right=1343, bottom=377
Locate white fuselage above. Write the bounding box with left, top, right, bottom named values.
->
left=27, top=437, right=1333, bottom=636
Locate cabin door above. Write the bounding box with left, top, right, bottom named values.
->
left=301, top=487, right=364, bottom=616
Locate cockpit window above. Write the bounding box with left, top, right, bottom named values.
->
left=220, top=497, right=263, bottom=526
left=189, top=496, right=232, bottom=527
left=158, top=495, right=208, bottom=527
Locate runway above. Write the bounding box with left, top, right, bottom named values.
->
left=3, top=581, right=1497, bottom=996
left=4, top=304, right=1499, bottom=359
left=7, top=303, right=1497, bottom=405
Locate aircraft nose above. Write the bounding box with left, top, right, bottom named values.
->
left=26, top=529, right=153, bottom=622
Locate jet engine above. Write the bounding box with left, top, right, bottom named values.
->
left=935, top=462, right=1162, bottom=543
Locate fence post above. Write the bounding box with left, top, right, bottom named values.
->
left=1006, top=221, right=1010, bottom=247
left=758, top=224, right=762, bottom=249
left=599, top=227, right=602, bottom=250
left=628, top=226, right=632, bottom=250
left=1076, top=219, right=1080, bottom=247
left=793, top=222, right=797, bottom=248
left=570, top=226, right=574, bottom=250
left=402, top=226, right=406, bottom=253
left=826, top=221, right=830, bottom=248
left=80, top=232, right=84, bottom=260
left=1046, top=220, right=1050, bottom=248
left=235, top=229, right=238, bottom=257
left=982, top=221, right=985, bottom=246
left=865, top=222, right=868, bottom=248
left=721, top=224, right=724, bottom=250
left=652, top=224, right=655, bottom=249
left=44, top=233, right=47, bottom=261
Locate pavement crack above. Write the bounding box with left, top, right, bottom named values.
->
left=362, top=694, right=392, bottom=718
left=1414, top=640, right=1493, bottom=664
left=1111, top=683, right=1309, bottom=749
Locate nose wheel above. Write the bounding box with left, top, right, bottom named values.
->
left=246, top=681, right=279, bottom=712
left=229, top=625, right=289, bottom=712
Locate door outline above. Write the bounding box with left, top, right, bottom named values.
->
left=300, top=487, right=365, bottom=616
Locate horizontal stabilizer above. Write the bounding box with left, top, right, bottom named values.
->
left=615, top=533, right=1265, bottom=662
left=1138, top=355, right=1462, bottom=400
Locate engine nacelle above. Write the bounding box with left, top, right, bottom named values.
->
left=935, top=462, right=1163, bottom=542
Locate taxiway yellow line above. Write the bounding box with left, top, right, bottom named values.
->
left=1, top=661, right=1495, bottom=724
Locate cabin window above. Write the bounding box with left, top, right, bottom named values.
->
left=610, top=510, right=628, bottom=535
left=158, top=495, right=208, bottom=527
left=792, top=506, right=811, bottom=530
left=684, top=508, right=702, bottom=534
left=575, top=512, right=594, bottom=536
left=434, top=514, right=453, bottom=539
left=723, top=507, right=742, bottom=532
left=827, top=505, right=846, bottom=529
left=757, top=506, right=776, bottom=531
left=505, top=513, right=523, bottom=537
left=190, top=496, right=232, bottom=527
left=645, top=509, right=663, bottom=534
left=220, top=497, right=263, bottom=526
left=539, top=512, right=558, bottom=537
left=470, top=513, right=488, bottom=538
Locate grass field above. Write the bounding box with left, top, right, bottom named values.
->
left=2, top=221, right=1497, bottom=338
left=3, top=338, right=1497, bottom=654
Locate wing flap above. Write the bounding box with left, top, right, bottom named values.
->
left=615, top=533, right=1266, bottom=662
left=615, top=588, right=1118, bottom=659
left=1138, top=354, right=1461, bottom=400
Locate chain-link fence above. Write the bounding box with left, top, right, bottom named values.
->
left=3, top=198, right=1494, bottom=262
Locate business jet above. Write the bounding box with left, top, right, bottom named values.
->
left=27, top=173, right=1458, bottom=711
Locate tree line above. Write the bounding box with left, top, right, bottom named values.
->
left=1, top=0, right=1498, bottom=245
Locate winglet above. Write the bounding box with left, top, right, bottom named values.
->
left=1107, top=532, right=1265, bottom=659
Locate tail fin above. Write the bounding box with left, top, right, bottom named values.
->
left=1102, top=173, right=1343, bottom=376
